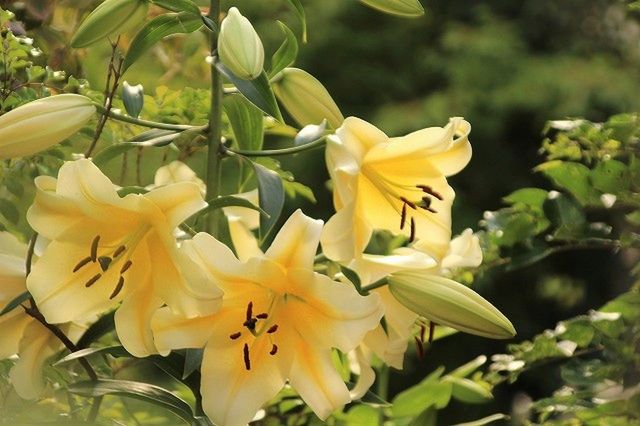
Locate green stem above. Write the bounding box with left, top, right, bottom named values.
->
left=94, top=104, right=200, bottom=131
left=377, top=365, right=389, bottom=402
left=205, top=0, right=223, bottom=235
left=361, top=277, right=388, bottom=293
left=226, top=136, right=327, bottom=157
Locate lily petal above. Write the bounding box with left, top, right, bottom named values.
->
left=151, top=308, right=217, bottom=356
left=264, top=210, right=323, bottom=270
left=145, top=182, right=207, bottom=229
left=9, top=321, right=59, bottom=399
left=0, top=312, right=32, bottom=359
left=321, top=203, right=373, bottom=263
left=288, top=343, right=351, bottom=420
left=348, top=346, right=376, bottom=400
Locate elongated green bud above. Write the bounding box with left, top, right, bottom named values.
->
left=388, top=272, right=516, bottom=339
left=218, top=7, right=264, bottom=80
left=273, top=68, right=344, bottom=129
left=71, top=0, right=149, bottom=48
left=0, top=95, right=96, bottom=159
left=360, top=0, right=425, bottom=17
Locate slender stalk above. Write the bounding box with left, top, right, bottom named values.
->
left=361, top=277, right=388, bottom=294
left=225, top=136, right=327, bottom=157
left=85, top=39, right=124, bottom=158
left=377, top=365, right=390, bottom=402
left=93, top=104, right=202, bottom=131
left=204, top=0, right=223, bottom=235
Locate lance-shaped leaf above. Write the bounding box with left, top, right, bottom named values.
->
left=123, top=12, right=204, bottom=73
left=252, top=162, right=284, bottom=239
left=360, top=0, right=425, bottom=18
left=223, top=95, right=264, bottom=151
left=388, top=272, right=516, bottom=339
left=270, top=21, right=298, bottom=77
left=151, top=0, right=200, bottom=15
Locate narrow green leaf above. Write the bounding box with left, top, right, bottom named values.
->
left=252, top=162, right=285, bottom=239
left=0, top=198, right=19, bottom=224
left=340, top=265, right=361, bottom=291
left=151, top=0, right=200, bottom=15
left=392, top=381, right=453, bottom=418
left=93, top=134, right=178, bottom=166
left=123, top=12, right=204, bottom=73
left=285, top=0, right=307, bottom=42
left=183, top=348, right=203, bottom=379
left=0, top=290, right=30, bottom=316
left=217, top=63, right=283, bottom=121
left=54, top=345, right=130, bottom=366
left=76, top=311, right=115, bottom=349
left=68, top=379, right=196, bottom=424
left=453, top=413, right=510, bottom=426
left=200, top=195, right=268, bottom=219
left=223, top=95, right=264, bottom=151
left=270, top=21, right=298, bottom=77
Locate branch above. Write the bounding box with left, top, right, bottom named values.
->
left=224, top=136, right=327, bottom=157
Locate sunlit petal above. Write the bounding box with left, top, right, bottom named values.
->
left=145, top=182, right=207, bottom=229
left=265, top=210, right=323, bottom=270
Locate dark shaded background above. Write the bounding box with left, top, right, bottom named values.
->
left=5, top=0, right=640, bottom=422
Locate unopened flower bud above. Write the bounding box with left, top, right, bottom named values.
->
left=388, top=272, right=516, bottom=339
left=217, top=7, right=264, bottom=80
left=273, top=68, right=344, bottom=129
left=71, top=0, right=150, bottom=48
left=0, top=94, right=96, bottom=159
left=122, top=81, right=144, bottom=118
left=360, top=0, right=425, bottom=17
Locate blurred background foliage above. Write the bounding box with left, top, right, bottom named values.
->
left=1, top=0, right=640, bottom=424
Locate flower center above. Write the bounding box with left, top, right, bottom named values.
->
left=228, top=301, right=280, bottom=371
left=72, top=227, right=149, bottom=300
left=361, top=166, right=443, bottom=242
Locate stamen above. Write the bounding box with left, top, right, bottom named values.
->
left=120, top=260, right=133, bottom=274
left=420, top=324, right=426, bottom=343
left=243, top=343, right=251, bottom=370
left=73, top=256, right=93, bottom=273
left=109, top=276, right=125, bottom=299
left=246, top=302, right=253, bottom=322
left=90, top=236, right=100, bottom=262
left=399, top=196, right=417, bottom=210
left=84, top=273, right=102, bottom=288
left=256, top=313, right=268, bottom=319
left=270, top=344, right=278, bottom=355
left=400, top=203, right=407, bottom=229
left=417, top=185, right=443, bottom=201
left=267, top=324, right=278, bottom=334
left=113, top=245, right=126, bottom=258
left=428, top=322, right=436, bottom=343
left=98, top=256, right=112, bottom=272
left=229, top=332, right=242, bottom=340
left=414, top=336, right=424, bottom=360
left=409, top=218, right=416, bottom=242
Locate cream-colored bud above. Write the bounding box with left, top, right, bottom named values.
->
left=388, top=272, right=516, bottom=339
left=218, top=7, right=264, bottom=80
left=0, top=95, right=96, bottom=159
left=71, top=0, right=149, bottom=48
left=360, top=0, right=425, bottom=17
left=273, top=68, right=344, bottom=129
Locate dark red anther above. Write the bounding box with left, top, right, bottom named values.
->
left=267, top=324, right=278, bottom=334
left=428, top=322, right=436, bottom=343
left=120, top=260, right=133, bottom=274
left=73, top=256, right=93, bottom=273
left=229, top=332, right=242, bottom=340
left=113, top=245, right=126, bottom=258
left=256, top=313, right=268, bottom=319
left=270, top=344, right=278, bottom=355
left=417, top=185, right=443, bottom=201
left=84, top=273, right=102, bottom=288
left=90, top=235, right=100, bottom=262
left=110, top=276, right=125, bottom=300
left=409, top=218, right=416, bottom=242
left=399, top=196, right=417, bottom=209
left=420, top=324, right=426, bottom=343
left=400, top=203, right=407, bottom=229
left=243, top=343, right=251, bottom=370
left=414, top=336, right=424, bottom=360
left=421, top=197, right=437, bottom=213
left=246, top=302, right=253, bottom=322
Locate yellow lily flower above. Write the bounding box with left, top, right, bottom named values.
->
left=0, top=232, right=86, bottom=399
left=321, top=116, right=472, bottom=263
left=152, top=210, right=383, bottom=426
left=26, top=159, right=222, bottom=357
